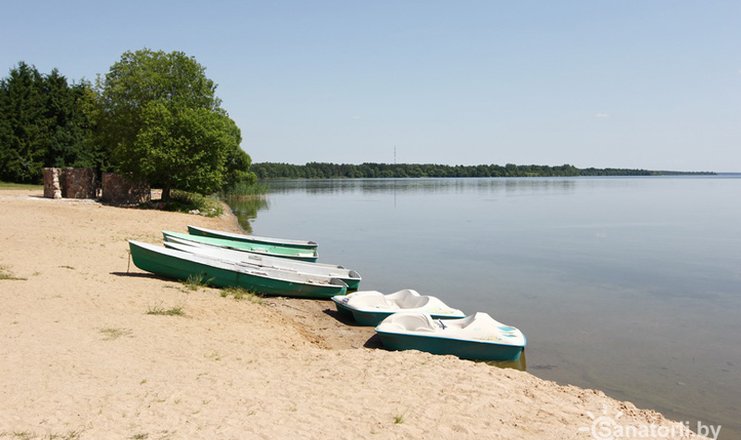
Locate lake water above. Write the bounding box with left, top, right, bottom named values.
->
left=229, top=176, right=741, bottom=438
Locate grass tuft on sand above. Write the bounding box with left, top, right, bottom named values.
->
left=0, top=266, right=26, bottom=281
left=182, top=273, right=211, bottom=291
left=221, top=287, right=263, bottom=304
left=99, top=327, right=133, bottom=341
left=146, top=305, right=185, bottom=316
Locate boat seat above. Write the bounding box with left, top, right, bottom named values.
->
left=381, top=313, right=436, bottom=332
left=347, top=291, right=398, bottom=309
left=395, top=295, right=430, bottom=309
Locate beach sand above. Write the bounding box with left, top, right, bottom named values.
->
left=0, top=190, right=704, bottom=439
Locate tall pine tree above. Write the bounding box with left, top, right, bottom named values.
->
left=0, top=62, right=100, bottom=183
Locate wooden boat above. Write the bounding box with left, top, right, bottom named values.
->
left=129, top=240, right=346, bottom=298
left=188, top=225, right=318, bottom=250
left=375, top=312, right=526, bottom=361
left=162, top=231, right=319, bottom=262
left=164, top=239, right=362, bottom=290
left=331, top=289, right=464, bottom=325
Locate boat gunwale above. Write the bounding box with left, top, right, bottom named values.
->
left=187, top=225, right=318, bottom=248
left=162, top=231, right=319, bottom=259
left=331, top=295, right=464, bottom=316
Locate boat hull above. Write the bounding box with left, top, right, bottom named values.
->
left=188, top=225, right=318, bottom=250
left=163, top=231, right=319, bottom=262
left=130, top=241, right=345, bottom=298
left=331, top=298, right=461, bottom=326
left=332, top=298, right=356, bottom=319
left=375, top=331, right=524, bottom=361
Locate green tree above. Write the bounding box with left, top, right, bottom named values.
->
left=0, top=62, right=47, bottom=182
left=43, top=71, right=102, bottom=170
left=98, top=49, right=251, bottom=200
left=0, top=62, right=97, bottom=183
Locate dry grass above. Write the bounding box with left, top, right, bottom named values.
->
left=99, top=327, right=133, bottom=341
left=0, top=182, right=42, bottom=190
left=146, top=305, right=185, bottom=316
left=221, top=287, right=263, bottom=304
left=0, top=266, right=25, bottom=281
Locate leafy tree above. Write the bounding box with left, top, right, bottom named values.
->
left=223, top=142, right=256, bottom=189
left=98, top=49, right=251, bottom=200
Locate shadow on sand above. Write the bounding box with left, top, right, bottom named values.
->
left=109, top=271, right=161, bottom=279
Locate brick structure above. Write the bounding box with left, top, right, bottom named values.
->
left=62, top=168, right=96, bottom=199
left=101, top=173, right=150, bottom=205
left=42, top=167, right=63, bottom=199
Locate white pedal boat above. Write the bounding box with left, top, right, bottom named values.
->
left=375, top=312, right=526, bottom=361
left=331, top=289, right=464, bottom=326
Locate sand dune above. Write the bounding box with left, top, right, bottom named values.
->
left=0, top=190, right=704, bottom=439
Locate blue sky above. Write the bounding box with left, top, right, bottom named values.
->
left=2, top=1, right=740, bottom=171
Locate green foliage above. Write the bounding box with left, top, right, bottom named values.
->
left=182, top=273, right=211, bottom=290
left=251, top=162, right=715, bottom=179
left=98, top=49, right=251, bottom=199
left=223, top=145, right=257, bottom=190
left=123, top=102, right=236, bottom=194
left=0, top=62, right=100, bottom=183
left=166, top=190, right=223, bottom=217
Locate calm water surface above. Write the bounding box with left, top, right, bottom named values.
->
left=232, top=177, right=741, bottom=438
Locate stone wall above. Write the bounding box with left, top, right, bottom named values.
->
left=101, top=173, right=150, bottom=205
left=62, top=168, right=96, bottom=199
left=42, top=168, right=63, bottom=199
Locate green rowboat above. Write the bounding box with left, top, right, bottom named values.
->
left=188, top=225, right=318, bottom=250
left=129, top=240, right=346, bottom=298
left=162, top=231, right=319, bottom=262
left=164, top=239, right=361, bottom=290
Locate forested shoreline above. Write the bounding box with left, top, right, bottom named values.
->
left=251, top=162, right=714, bottom=179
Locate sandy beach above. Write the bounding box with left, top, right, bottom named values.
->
left=0, top=189, right=705, bottom=439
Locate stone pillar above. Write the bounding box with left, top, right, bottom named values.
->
left=62, top=168, right=96, bottom=199
left=42, top=167, right=63, bottom=199
left=101, top=173, right=151, bottom=205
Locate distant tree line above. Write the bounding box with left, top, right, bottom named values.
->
left=0, top=52, right=255, bottom=200
left=251, top=162, right=713, bottom=179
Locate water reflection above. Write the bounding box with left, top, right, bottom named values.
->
left=485, top=351, right=527, bottom=371
left=265, top=177, right=577, bottom=195
left=222, top=194, right=269, bottom=232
